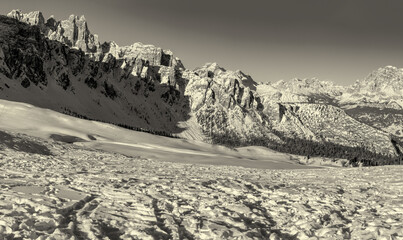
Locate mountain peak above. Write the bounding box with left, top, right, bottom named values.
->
left=7, top=9, right=22, bottom=18
left=5, top=10, right=183, bottom=67
left=204, top=62, right=222, bottom=70
left=67, top=14, right=86, bottom=22
left=351, top=65, right=403, bottom=96
left=367, top=65, right=402, bottom=81
left=7, top=9, right=45, bottom=27
left=7, top=9, right=99, bottom=53
left=373, top=65, right=401, bottom=77
left=381, top=65, right=397, bottom=70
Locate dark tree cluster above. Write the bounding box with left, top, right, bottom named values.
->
left=84, top=76, right=97, bottom=89
left=206, top=128, right=402, bottom=167
left=58, top=72, right=70, bottom=90
left=62, top=108, right=179, bottom=139
left=103, top=81, right=117, bottom=99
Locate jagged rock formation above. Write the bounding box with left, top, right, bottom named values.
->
left=183, top=63, right=278, bottom=144
left=256, top=71, right=403, bottom=138
left=348, top=66, right=403, bottom=105
left=271, top=78, right=343, bottom=100
left=7, top=10, right=45, bottom=29
left=276, top=103, right=398, bottom=157
left=5, top=10, right=184, bottom=75
left=257, top=67, right=403, bottom=110
left=8, top=9, right=99, bottom=53
left=1, top=10, right=402, bottom=160
left=0, top=13, right=188, bottom=134
left=340, top=66, right=403, bottom=137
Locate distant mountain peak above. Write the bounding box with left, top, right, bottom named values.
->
left=372, top=65, right=401, bottom=75
left=352, top=65, right=403, bottom=95
left=202, top=62, right=225, bottom=72
left=381, top=65, right=398, bottom=70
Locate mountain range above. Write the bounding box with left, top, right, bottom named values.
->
left=1, top=10, right=402, bottom=165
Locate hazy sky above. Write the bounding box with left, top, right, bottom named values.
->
left=2, top=0, right=403, bottom=85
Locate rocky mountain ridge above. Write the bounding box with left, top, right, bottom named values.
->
left=259, top=66, right=403, bottom=107
left=7, top=9, right=99, bottom=54
left=0, top=11, right=188, bottom=135
left=257, top=66, right=403, bottom=137
left=1, top=10, right=402, bottom=163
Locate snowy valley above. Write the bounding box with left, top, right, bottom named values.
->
left=0, top=101, right=402, bottom=239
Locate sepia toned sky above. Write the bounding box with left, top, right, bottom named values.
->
left=2, top=0, right=403, bottom=85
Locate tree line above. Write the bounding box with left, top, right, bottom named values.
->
left=208, top=129, right=402, bottom=166
left=62, top=108, right=179, bottom=139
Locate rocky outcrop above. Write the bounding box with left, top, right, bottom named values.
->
left=276, top=103, right=398, bottom=157
left=352, top=66, right=403, bottom=95
left=183, top=63, right=276, bottom=144
left=186, top=63, right=261, bottom=111
left=0, top=14, right=189, bottom=134
left=273, top=78, right=343, bottom=98
left=7, top=10, right=186, bottom=93
left=0, top=16, right=48, bottom=86
left=7, top=9, right=45, bottom=30
left=7, top=10, right=183, bottom=72
left=102, top=41, right=184, bottom=90
left=336, top=66, right=403, bottom=137
left=7, top=10, right=99, bottom=53
left=339, top=66, right=403, bottom=109
left=110, top=42, right=183, bottom=68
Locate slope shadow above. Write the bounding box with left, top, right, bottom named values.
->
left=0, top=130, right=52, bottom=155
left=49, top=134, right=87, bottom=144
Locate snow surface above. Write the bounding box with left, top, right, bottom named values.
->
left=0, top=133, right=402, bottom=239
left=0, top=99, right=322, bottom=169
left=0, top=99, right=402, bottom=239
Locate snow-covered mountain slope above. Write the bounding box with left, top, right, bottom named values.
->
left=1, top=10, right=402, bottom=162
left=0, top=13, right=189, bottom=136
left=343, top=66, right=403, bottom=106
left=0, top=99, right=321, bottom=169
left=183, top=63, right=400, bottom=159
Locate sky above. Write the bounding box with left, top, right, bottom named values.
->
left=2, top=0, right=403, bottom=85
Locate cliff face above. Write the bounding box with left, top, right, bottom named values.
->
left=7, top=10, right=99, bottom=53
left=0, top=14, right=188, bottom=134
left=182, top=63, right=278, bottom=143
left=6, top=10, right=184, bottom=72
left=1, top=10, right=401, bottom=158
